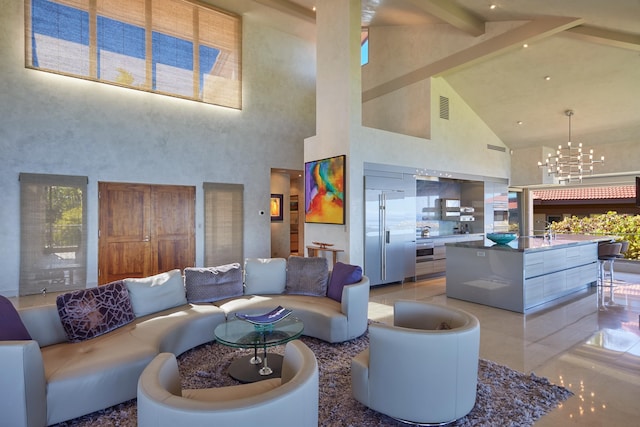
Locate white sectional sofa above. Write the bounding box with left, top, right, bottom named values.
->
left=1, top=257, right=369, bottom=426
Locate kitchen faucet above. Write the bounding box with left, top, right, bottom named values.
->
left=544, top=221, right=555, bottom=241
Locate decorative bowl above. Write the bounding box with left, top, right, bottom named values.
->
left=486, top=232, right=518, bottom=245
left=312, top=241, right=334, bottom=249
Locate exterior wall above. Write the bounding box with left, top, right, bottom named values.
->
left=0, top=0, right=316, bottom=296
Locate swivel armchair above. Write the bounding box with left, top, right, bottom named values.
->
left=351, top=300, right=480, bottom=425
left=137, top=340, right=318, bottom=427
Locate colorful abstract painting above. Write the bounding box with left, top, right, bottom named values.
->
left=304, top=155, right=345, bottom=224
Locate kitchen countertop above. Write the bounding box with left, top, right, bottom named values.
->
left=446, top=234, right=612, bottom=252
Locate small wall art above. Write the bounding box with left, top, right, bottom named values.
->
left=270, top=193, right=283, bottom=221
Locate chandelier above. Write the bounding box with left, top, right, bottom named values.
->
left=538, top=110, right=604, bottom=183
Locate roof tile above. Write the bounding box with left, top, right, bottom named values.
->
left=532, top=185, right=636, bottom=201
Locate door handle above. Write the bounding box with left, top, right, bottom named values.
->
left=142, top=236, right=150, bottom=242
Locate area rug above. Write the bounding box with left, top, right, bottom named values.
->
left=53, top=333, right=573, bottom=426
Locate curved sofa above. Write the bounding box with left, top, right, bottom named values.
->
left=137, top=340, right=319, bottom=427
left=1, top=257, right=369, bottom=426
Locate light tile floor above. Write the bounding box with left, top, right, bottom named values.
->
left=369, top=273, right=640, bottom=426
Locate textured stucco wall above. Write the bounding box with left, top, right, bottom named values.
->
left=0, top=0, right=315, bottom=296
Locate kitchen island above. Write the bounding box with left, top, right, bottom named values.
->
left=445, top=235, right=604, bottom=313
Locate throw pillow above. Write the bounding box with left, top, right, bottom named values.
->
left=0, top=295, right=32, bottom=341
left=326, top=262, right=363, bottom=302
left=244, top=258, right=287, bottom=295
left=184, top=263, right=243, bottom=303
left=285, top=256, right=329, bottom=296
left=56, top=280, right=136, bottom=343
left=124, top=269, right=187, bottom=317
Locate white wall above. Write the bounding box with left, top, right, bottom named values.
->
left=512, top=139, right=640, bottom=187
left=0, top=0, right=316, bottom=296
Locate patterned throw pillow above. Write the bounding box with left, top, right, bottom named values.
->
left=184, top=263, right=243, bottom=303
left=56, top=280, right=136, bottom=343
left=285, top=256, right=329, bottom=296
left=326, top=262, right=363, bottom=302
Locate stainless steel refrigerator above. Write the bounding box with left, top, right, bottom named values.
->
left=364, top=175, right=415, bottom=286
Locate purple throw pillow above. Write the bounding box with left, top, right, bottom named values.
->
left=0, top=295, right=32, bottom=341
left=326, top=262, right=363, bottom=302
left=56, top=280, right=136, bottom=343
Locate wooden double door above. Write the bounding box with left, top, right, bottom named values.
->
left=98, top=182, right=195, bottom=285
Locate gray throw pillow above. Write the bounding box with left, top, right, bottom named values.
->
left=285, top=256, right=329, bottom=296
left=124, top=269, right=187, bottom=317
left=184, top=263, right=243, bottom=303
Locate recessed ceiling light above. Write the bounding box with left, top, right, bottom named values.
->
left=517, top=121, right=524, bottom=125
left=523, top=43, right=529, bottom=48
left=490, top=4, right=497, bottom=10
left=544, top=76, right=551, bottom=81
left=312, top=6, right=316, bottom=12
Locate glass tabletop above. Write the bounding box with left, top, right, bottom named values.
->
left=214, top=316, right=304, bottom=349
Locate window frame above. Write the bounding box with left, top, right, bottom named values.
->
left=24, top=0, right=242, bottom=109
left=19, top=173, right=88, bottom=296
left=203, top=182, right=244, bottom=267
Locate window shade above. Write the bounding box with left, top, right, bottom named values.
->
left=19, top=173, right=88, bottom=296
left=25, top=0, right=242, bottom=109
left=203, top=182, right=243, bottom=267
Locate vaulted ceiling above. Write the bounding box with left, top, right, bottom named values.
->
left=258, top=0, right=640, bottom=153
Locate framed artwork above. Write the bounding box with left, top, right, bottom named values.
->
left=304, top=154, right=345, bottom=224
left=270, top=194, right=283, bottom=221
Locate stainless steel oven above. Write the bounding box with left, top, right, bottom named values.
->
left=493, top=203, right=509, bottom=231
left=416, top=241, right=435, bottom=262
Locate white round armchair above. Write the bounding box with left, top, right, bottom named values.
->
left=351, top=300, right=480, bottom=425
left=137, top=340, right=319, bottom=427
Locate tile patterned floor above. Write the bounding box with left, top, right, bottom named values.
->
left=369, top=273, right=640, bottom=426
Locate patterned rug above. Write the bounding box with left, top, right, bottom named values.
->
left=53, top=333, right=573, bottom=426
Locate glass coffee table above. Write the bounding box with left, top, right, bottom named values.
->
left=214, top=316, right=304, bottom=383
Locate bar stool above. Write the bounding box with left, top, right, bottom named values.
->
left=616, top=241, right=630, bottom=260
left=598, top=241, right=622, bottom=306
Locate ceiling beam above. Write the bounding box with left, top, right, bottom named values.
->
left=254, top=0, right=315, bottom=23
left=406, top=0, right=485, bottom=37
left=562, top=25, right=640, bottom=52
left=363, top=16, right=584, bottom=103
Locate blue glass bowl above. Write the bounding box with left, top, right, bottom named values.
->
left=487, top=232, right=518, bottom=245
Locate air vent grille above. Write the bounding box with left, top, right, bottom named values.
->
left=487, top=144, right=506, bottom=152
left=439, top=96, right=449, bottom=120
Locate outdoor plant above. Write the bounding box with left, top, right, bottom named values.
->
left=550, top=211, right=640, bottom=260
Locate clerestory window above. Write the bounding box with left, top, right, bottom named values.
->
left=25, top=0, right=242, bottom=109
left=361, top=27, right=368, bottom=66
